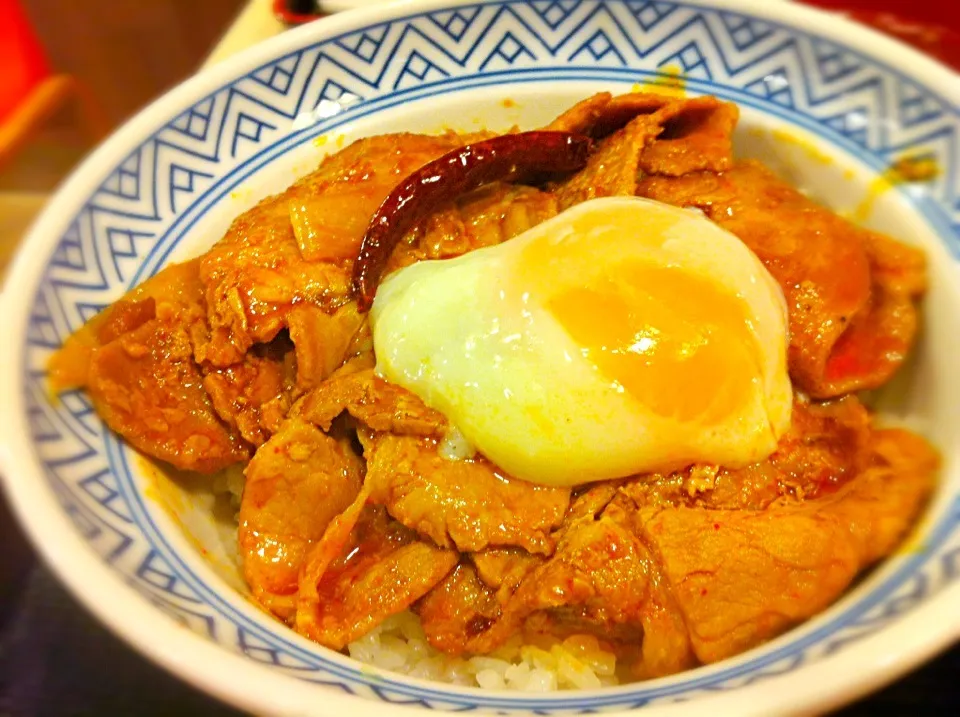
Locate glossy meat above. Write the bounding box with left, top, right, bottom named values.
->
left=546, top=91, right=737, bottom=175
left=417, top=562, right=507, bottom=654
left=420, top=549, right=542, bottom=655
left=386, top=182, right=559, bottom=273
left=297, top=506, right=458, bottom=650
left=621, top=397, right=872, bottom=511
left=822, top=231, right=926, bottom=392
left=420, top=488, right=621, bottom=656
left=286, top=301, right=365, bottom=394
left=49, top=299, right=156, bottom=391
left=198, top=133, right=479, bottom=366
left=363, top=433, right=571, bottom=554
left=638, top=426, right=937, bottom=663
left=637, top=161, right=925, bottom=397
left=50, top=261, right=249, bottom=473
left=638, top=95, right=737, bottom=176
left=239, top=417, right=363, bottom=620
left=415, top=404, right=933, bottom=674
left=554, top=112, right=661, bottom=209
left=294, top=367, right=447, bottom=437
left=88, top=318, right=249, bottom=473
left=417, top=492, right=695, bottom=677
left=517, top=495, right=694, bottom=678
left=203, top=335, right=296, bottom=446
left=471, top=547, right=540, bottom=593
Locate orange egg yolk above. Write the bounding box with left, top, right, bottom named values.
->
left=516, top=213, right=762, bottom=424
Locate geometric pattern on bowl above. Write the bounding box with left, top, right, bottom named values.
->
left=20, top=0, right=960, bottom=711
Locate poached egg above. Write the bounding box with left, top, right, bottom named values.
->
left=371, top=196, right=791, bottom=487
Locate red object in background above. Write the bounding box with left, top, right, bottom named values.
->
left=802, top=0, right=959, bottom=27
left=274, top=0, right=326, bottom=26
left=0, top=0, right=110, bottom=168
left=803, top=1, right=960, bottom=69
left=0, top=0, right=52, bottom=121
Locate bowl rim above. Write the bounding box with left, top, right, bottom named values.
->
left=1, top=1, right=959, bottom=715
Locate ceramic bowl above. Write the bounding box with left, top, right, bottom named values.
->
left=2, top=1, right=959, bottom=715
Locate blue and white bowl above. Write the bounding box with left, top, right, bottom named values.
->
left=2, top=1, right=959, bottom=714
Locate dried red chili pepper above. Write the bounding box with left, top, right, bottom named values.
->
left=351, top=131, right=593, bottom=311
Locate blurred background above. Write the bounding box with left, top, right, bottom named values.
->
left=0, top=0, right=246, bottom=275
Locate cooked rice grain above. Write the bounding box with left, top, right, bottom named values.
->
left=346, top=611, right=620, bottom=691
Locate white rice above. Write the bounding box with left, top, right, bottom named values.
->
left=213, top=464, right=246, bottom=509
left=346, top=611, right=620, bottom=691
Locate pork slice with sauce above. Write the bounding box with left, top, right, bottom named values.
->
left=637, top=427, right=937, bottom=664
left=48, top=259, right=249, bottom=474
left=551, top=93, right=738, bottom=210
left=293, top=367, right=448, bottom=438
left=385, top=182, right=559, bottom=273
left=296, top=504, right=458, bottom=650
left=202, top=333, right=298, bottom=447
left=417, top=561, right=514, bottom=655
left=513, top=495, right=695, bottom=678
left=416, top=548, right=543, bottom=656
left=294, top=368, right=571, bottom=555
left=546, top=91, right=738, bottom=180
left=239, top=416, right=363, bottom=620
left=416, top=490, right=694, bottom=677
left=197, top=133, right=489, bottom=367
left=362, top=433, right=571, bottom=555
left=620, top=396, right=873, bottom=511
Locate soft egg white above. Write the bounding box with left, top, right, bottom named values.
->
left=371, top=196, right=792, bottom=486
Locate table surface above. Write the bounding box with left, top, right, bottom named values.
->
left=2, top=1, right=958, bottom=715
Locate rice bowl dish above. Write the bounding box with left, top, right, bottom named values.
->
left=2, top=2, right=959, bottom=715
